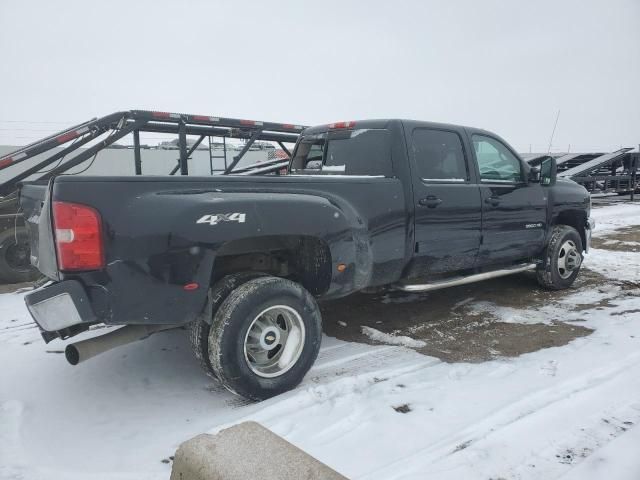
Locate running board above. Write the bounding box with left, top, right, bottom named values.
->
left=396, top=263, right=537, bottom=293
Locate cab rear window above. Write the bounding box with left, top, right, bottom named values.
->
left=290, top=129, right=392, bottom=177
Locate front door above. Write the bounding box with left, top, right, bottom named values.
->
left=409, top=127, right=482, bottom=277
left=470, top=133, right=547, bottom=266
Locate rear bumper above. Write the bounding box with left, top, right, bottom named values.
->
left=24, top=280, right=97, bottom=338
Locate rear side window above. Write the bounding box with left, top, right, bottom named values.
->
left=291, top=129, right=392, bottom=177
left=411, top=129, right=468, bottom=182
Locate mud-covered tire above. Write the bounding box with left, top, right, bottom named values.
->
left=0, top=227, right=40, bottom=284
left=208, top=276, right=322, bottom=401
left=189, top=272, right=267, bottom=378
left=536, top=225, right=583, bottom=290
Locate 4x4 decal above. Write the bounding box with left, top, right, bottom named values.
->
left=197, top=213, right=246, bottom=225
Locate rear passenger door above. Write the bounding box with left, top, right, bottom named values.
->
left=470, top=133, right=547, bottom=265
left=409, top=128, right=482, bottom=276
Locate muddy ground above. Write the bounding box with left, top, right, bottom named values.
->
left=591, top=226, right=640, bottom=252
left=321, top=271, right=600, bottom=363
left=322, top=218, right=639, bottom=363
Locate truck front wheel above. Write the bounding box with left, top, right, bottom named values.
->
left=536, top=225, right=583, bottom=290
left=208, top=276, right=322, bottom=400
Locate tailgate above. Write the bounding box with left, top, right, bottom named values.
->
left=19, top=183, right=59, bottom=280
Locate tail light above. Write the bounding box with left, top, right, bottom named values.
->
left=52, top=201, right=105, bottom=271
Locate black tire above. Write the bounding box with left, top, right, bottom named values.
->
left=536, top=225, right=583, bottom=290
left=189, top=272, right=267, bottom=378
left=0, top=227, right=40, bottom=284
left=208, top=276, right=322, bottom=400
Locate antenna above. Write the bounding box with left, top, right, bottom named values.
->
left=547, top=110, right=560, bottom=154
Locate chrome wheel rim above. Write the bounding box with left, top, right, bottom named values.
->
left=557, top=240, right=581, bottom=279
left=243, top=305, right=305, bottom=378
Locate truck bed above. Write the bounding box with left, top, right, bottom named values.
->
left=21, top=173, right=408, bottom=329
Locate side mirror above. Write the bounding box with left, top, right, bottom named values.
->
left=528, top=156, right=557, bottom=185
left=540, top=156, right=557, bottom=185
left=528, top=166, right=541, bottom=183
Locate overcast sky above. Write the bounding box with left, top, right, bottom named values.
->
left=1, top=0, right=639, bottom=152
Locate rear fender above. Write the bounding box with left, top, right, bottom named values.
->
left=55, top=189, right=371, bottom=326
left=150, top=190, right=372, bottom=297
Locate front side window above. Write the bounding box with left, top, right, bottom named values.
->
left=411, top=129, right=468, bottom=182
left=290, top=129, right=392, bottom=177
left=472, top=134, right=523, bottom=183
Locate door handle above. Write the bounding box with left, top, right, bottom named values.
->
left=419, top=195, right=443, bottom=208
left=484, top=196, right=501, bottom=206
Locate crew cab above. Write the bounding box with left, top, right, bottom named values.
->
left=19, top=118, right=594, bottom=400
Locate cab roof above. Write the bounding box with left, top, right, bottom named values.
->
left=303, top=119, right=497, bottom=138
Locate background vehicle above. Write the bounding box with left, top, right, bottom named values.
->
left=13, top=115, right=594, bottom=400
left=0, top=195, right=39, bottom=283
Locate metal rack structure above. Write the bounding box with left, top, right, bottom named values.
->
left=525, top=148, right=638, bottom=196
left=0, top=109, right=306, bottom=196
left=0, top=110, right=307, bottom=284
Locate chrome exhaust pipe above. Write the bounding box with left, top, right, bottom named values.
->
left=65, top=324, right=176, bottom=365
left=397, top=263, right=537, bottom=293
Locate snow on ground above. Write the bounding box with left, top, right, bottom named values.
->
left=1, top=202, right=640, bottom=480
left=361, top=326, right=427, bottom=348
left=584, top=248, right=640, bottom=282
left=591, top=202, right=640, bottom=235
left=560, top=416, right=640, bottom=480
left=466, top=283, right=625, bottom=325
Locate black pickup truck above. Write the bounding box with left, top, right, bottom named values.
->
left=19, top=118, right=593, bottom=400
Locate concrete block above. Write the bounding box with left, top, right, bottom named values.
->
left=170, top=421, right=348, bottom=480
